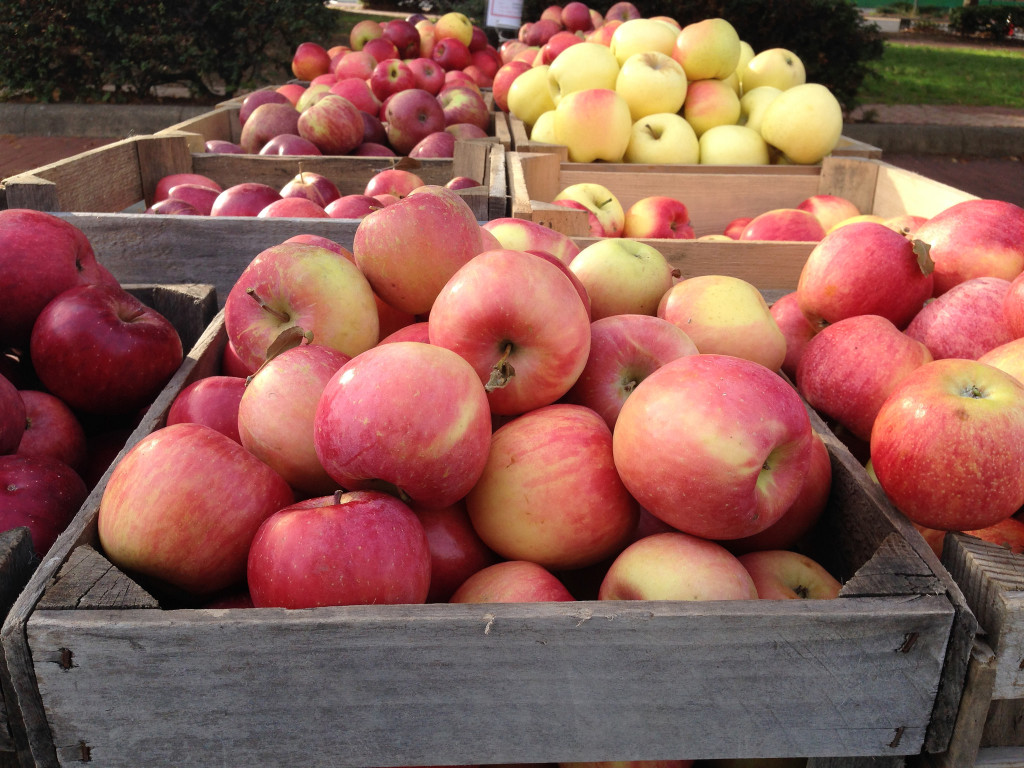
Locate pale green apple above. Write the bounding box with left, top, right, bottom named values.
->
left=614, top=51, right=688, bottom=121
left=547, top=42, right=621, bottom=104
left=624, top=112, right=699, bottom=164
left=506, top=64, right=556, bottom=127
left=569, top=238, right=676, bottom=319
left=529, top=109, right=559, bottom=146
left=759, top=82, right=843, bottom=164
left=699, top=124, right=770, bottom=165
left=739, top=85, right=782, bottom=132
left=740, top=47, right=806, bottom=92
left=609, top=18, right=678, bottom=64
left=553, top=88, right=633, bottom=162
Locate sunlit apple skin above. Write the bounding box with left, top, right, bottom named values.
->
left=240, top=103, right=301, bottom=154
left=167, top=183, right=220, bottom=215
left=450, top=560, right=576, bottom=603
left=565, top=314, right=698, bottom=432
left=166, top=375, right=246, bottom=445
left=247, top=490, right=431, bottom=609
left=796, top=221, right=934, bottom=330
left=314, top=341, right=492, bottom=510
left=770, top=291, right=821, bottom=381
left=904, top=276, right=1015, bottom=361
left=480, top=217, right=581, bottom=265
left=739, top=550, right=842, bottom=600
left=568, top=238, right=676, bottom=320
left=870, top=358, right=1024, bottom=531
left=797, top=194, right=861, bottom=232
left=428, top=248, right=592, bottom=416
left=613, top=354, right=814, bottom=541
left=210, top=182, right=282, bottom=217
left=623, top=196, right=695, bottom=240
left=553, top=182, right=625, bottom=238
left=466, top=404, right=639, bottom=570
left=739, top=208, right=825, bottom=242
left=599, top=532, right=758, bottom=601
left=796, top=314, right=934, bottom=443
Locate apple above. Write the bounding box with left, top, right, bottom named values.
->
left=428, top=248, right=592, bottom=416
left=492, top=60, right=532, bottom=112
left=275, top=83, right=306, bottom=105
left=239, top=343, right=351, bottom=498
left=378, top=321, right=431, bottom=345
left=740, top=48, right=806, bottom=92
left=166, top=375, right=246, bottom=444
left=480, top=217, right=581, bottom=265
left=769, top=291, right=821, bottom=380
left=698, top=124, right=771, bottom=165
left=349, top=19, right=384, bottom=51
left=446, top=123, right=489, bottom=141
left=739, top=550, right=842, bottom=600
left=166, top=183, right=220, bottom=215
left=248, top=490, right=430, bottom=608
left=154, top=172, right=222, bottom=202
left=1003, top=271, right=1024, bottom=338
left=623, top=112, right=700, bottom=164
left=521, top=19, right=562, bottom=47
left=739, top=208, right=826, bottom=242
left=870, top=358, right=1024, bottom=531
left=466, top=404, right=639, bottom=570
left=682, top=78, right=741, bottom=138
left=411, top=500, right=499, bottom=603
left=257, top=197, right=329, bottom=219
left=553, top=182, right=625, bottom=237
left=604, top=1, right=641, bottom=22
left=204, top=139, right=244, bottom=155
left=240, top=102, right=301, bottom=154
left=294, top=83, right=333, bottom=114
left=548, top=42, right=621, bottom=103
left=671, top=17, right=741, bottom=81
left=224, top=240, right=379, bottom=373
left=0, top=454, right=88, bottom=558
left=278, top=169, right=341, bottom=208
left=797, top=221, right=935, bottom=329
left=30, top=283, right=183, bottom=416
left=738, top=85, right=782, bottom=133
left=797, top=314, right=934, bottom=442
left=382, top=18, right=421, bottom=59
left=568, top=238, right=676, bottom=319
left=363, top=37, right=400, bottom=63
left=334, top=50, right=377, bottom=80
left=98, top=422, right=296, bottom=598
left=210, top=182, right=282, bottom=217
left=885, top=213, right=928, bottom=237
left=913, top=199, right=1024, bottom=296
left=406, top=56, right=445, bottom=95
left=506, top=64, right=556, bottom=128
left=725, top=431, right=832, bottom=555
left=435, top=11, right=474, bottom=46
left=383, top=87, right=447, bottom=155
left=314, top=341, right=492, bottom=509
left=0, top=209, right=119, bottom=350
left=258, top=134, right=322, bottom=156
left=438, top=84, right=491, bottom=131
left=325, top=194, right=385, bottom=219
left=658, top=275, right=787, bottom=371
left=564, top=313, right=698, bottom=431
left=541, top=30, right=582, bottom=65
left=614, top=353, right=814, bottom=540
left=297, top=93, right=364, bottom=155
left=369, top=57, right=416, bottom=101
left=415, top=18, right=436, bottom=57
left=14, top=389, right=85, bottom=473
left=614, top=51, right=687, bottom=122
left=354, top=185, right=484, bottom=315
left=760, top=83, right=844, bottom=165
left=561, top=1, right=593, bottom=32
left=222, top=340, right=254, bottom=378
left=586, top=18, right=621, bottom=45
left=904, top=276, right=1015, bottom=360
left=238, top=88, right=291, bottom=127
left=599, top=531, right=758, bottom=601
left=450, top=560, right=576, bottom=603
left=364, top=168, right=426, bottom=200
left=979, top=337, right=1024, bottom=383
left=609, top=18, right=678, bottom=64
left=329, top=77, right=381, bottom=114
left=0, top=373, right=26, bottom=455
left=797, top=194, right=862, bottom=232
left=432, top=36, right=473, bottom=71
left=146, top=201, right=201, bottom=218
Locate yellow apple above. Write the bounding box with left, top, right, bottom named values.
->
left=547, top=41, right=621, bottom=104
left=736, top=40, right=755, bottom=76
left=609, top=18, right=678, bottom=64
left=553, top=88, right=633, bottom=162
left=569, top=239, right=676, bottom=319
left=553, top=182, right=626, bottom=237
left=650, top=16, right=682, bottom=32
left=759, top=82, right=843, bottom=164
left=614, top=51, right=688, bottom=121
left=624, top=112, right=699, bottom=164
left=671, top=17, right=741, bottom=82
left=434, top=12, right=474, bottom=47
left=682, top=78, right=741, bottom=138
left=530, top=109, right=559, bottom=145
left=658, top=274, right=787, bottom=371
left=698, top=124, right=770, bottom=165
left=739, top=85, right=782, bottom=133
left=740, top=47, right=806, bottom=92
left=507, top=64, right=556, bottom=127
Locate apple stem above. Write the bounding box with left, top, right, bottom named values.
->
left=333, top=490, right=344, bottom=504
left=485, top=343, right=515, bottom=391
left=963, top=384, right=986, bottom=399
left=246, top=288, right=290, bottom=323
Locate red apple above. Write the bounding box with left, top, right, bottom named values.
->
left=543, top=30, right=584, bottom=64
left=238, top=88, right=291, bottom=127
left=210, top=182, right=282, bottom=217
left=204, top=139, right=244, bottom=155
left=444, top=175, right=482, bottom=190
left=796, top=193, right=861, bottom=232
left=360, top=110, right=390, bottom=146
left=905, top=276, right=1015, bottom=360
left=334, top=50, right=377, bottom=80
left=446, top=122, right=489, bottom=141
left=349, top=18, right=384, bottom=51
left=432, top=36, right=472, bottom=71
left=279, top=169, right=341, bottom=207
left=313, top=341, right=492, bottom=509
left=0, top=454, right=87, bottom=557
left=381, top=18, right=421, bottom=59
left=0, top=373, right=26, bottom=455
left=412, top=500, right=499, bottom=603
left=240, top=102, right=301, bottom=154
left=739, top=208, right=826, bottom=242
left=561, top=1, right=594, bottom=32
left=144, top=199, right=200, bottom=215
left=723, top=216, right=751, bottom=240
left=492, top=61, right=531, bottom=112
left=406, top=56, right=446, bottom=95
left=291, top=41, right=332, bottom=81
left=258, top=134, right=323, bottom=156
left=622, top=196, right=696, bottom=240
left=363, top=168, right=427, bottom=199
left=613, top=354, right=815, bottom=541
left=369, top=57, right=418, bottom=101
left=739, top=550, right=842, bottom=599
left=363, top=36, right=400, bottom=63
left=165, top=182, right=220, bottom=216
left=379, top=321, right=431, bottom=345
left=297, top=93, right=364, bottom=155
left=329, top=77, right=382, bottom=115
left=409, top=131, right=456, bottom=158
left=325, top=194, right=385, bottom=219
left=450, top=560, right=576, bottom=603
left=98, top=422, right=295, bottom=598
left=166, top=375, right=246, bottom=444
left=384, top=87, right=447, bottom=155
left=437, top=83, right=491, bottom=131
left=29, top=284, right=184, bottom=416
left=257, top=197, right=330, bottom=218
left=16, top=389, right=87, bottom=473
left=480, top=217, right=581, bottom=265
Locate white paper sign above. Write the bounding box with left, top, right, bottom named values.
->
left=486, top=0, right=523, bottom=29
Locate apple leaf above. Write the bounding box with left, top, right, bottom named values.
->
left=912, top=239, right=935, bottom=276
left=244, top=326, right=313, bottom=386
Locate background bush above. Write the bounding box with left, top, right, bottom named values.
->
left=0, top=0, right=341, bottom=103
left=948, top=5, right=1024, bottom=38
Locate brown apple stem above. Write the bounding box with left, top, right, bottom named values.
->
left=485, top=343, right=515, bottom=391
left=246, top=287, right=290, bottom=323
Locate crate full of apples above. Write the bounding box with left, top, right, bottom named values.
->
left=0, top=183, right=979, bottom=768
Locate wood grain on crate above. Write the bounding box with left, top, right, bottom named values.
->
left=0, top=527, right=35, bottom=756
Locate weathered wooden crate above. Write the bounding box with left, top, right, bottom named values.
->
left=0, top=283, right=217, bottom=768
left=909, top=534, right=1024, bottom=768
left=510, top=152, right=978, bottom=291
left=505, top=113, right=884, bottom=160
left=0, top=301, right=978, bottom=768
left=0, top=130, right=508, bottom=222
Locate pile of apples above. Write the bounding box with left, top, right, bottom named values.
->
left=95, top=184, right=849, bottom=611
left=201, top=12, right=501, bottom=160
left=147, top=164, right=480, bottom=218
left=0, top=209, right=187, bottom=559
left=495, top=1, right=845, bottom=165
left=775, top=197, right=1024, bottom=557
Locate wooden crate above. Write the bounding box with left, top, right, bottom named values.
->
left=0, top=131, right=508, bottom=222
left=0, top=283, right=218, bottom=768
left=509, top=152, right=978, bottom=291
left=0, top=304, right=978, bottom=768
left=506, top=113, right=883, bottom=160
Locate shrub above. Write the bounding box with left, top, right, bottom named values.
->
left=0, top=0, right=340, bottom=103
left=949, top=5, right=1024, bottom=39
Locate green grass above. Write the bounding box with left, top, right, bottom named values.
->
left=857, top=41, right=1024, bottom=107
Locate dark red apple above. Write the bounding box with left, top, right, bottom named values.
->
left=381, top=19, right=421, bottom=59
left=166, top=376, right=247, bottom=444
left=0, top=454, right=88, bottom=558
left=0, top=373, right=26, bottom=454
left=412, top=500, right=500, bottom=603
left=167, top=183, right=220, bottom=216
left=259, top=134, right=323, bottom=156
left=204, top=139, right=245, bottom=154
left=240, top=102, right=301, bottom=154
left=279, top=170, right=341, bottom=207
left=210, top=183, right=282, bottom=217
left=238, top=88, right=291, bottom=127
left=16, top=389, right=88, bottom=473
